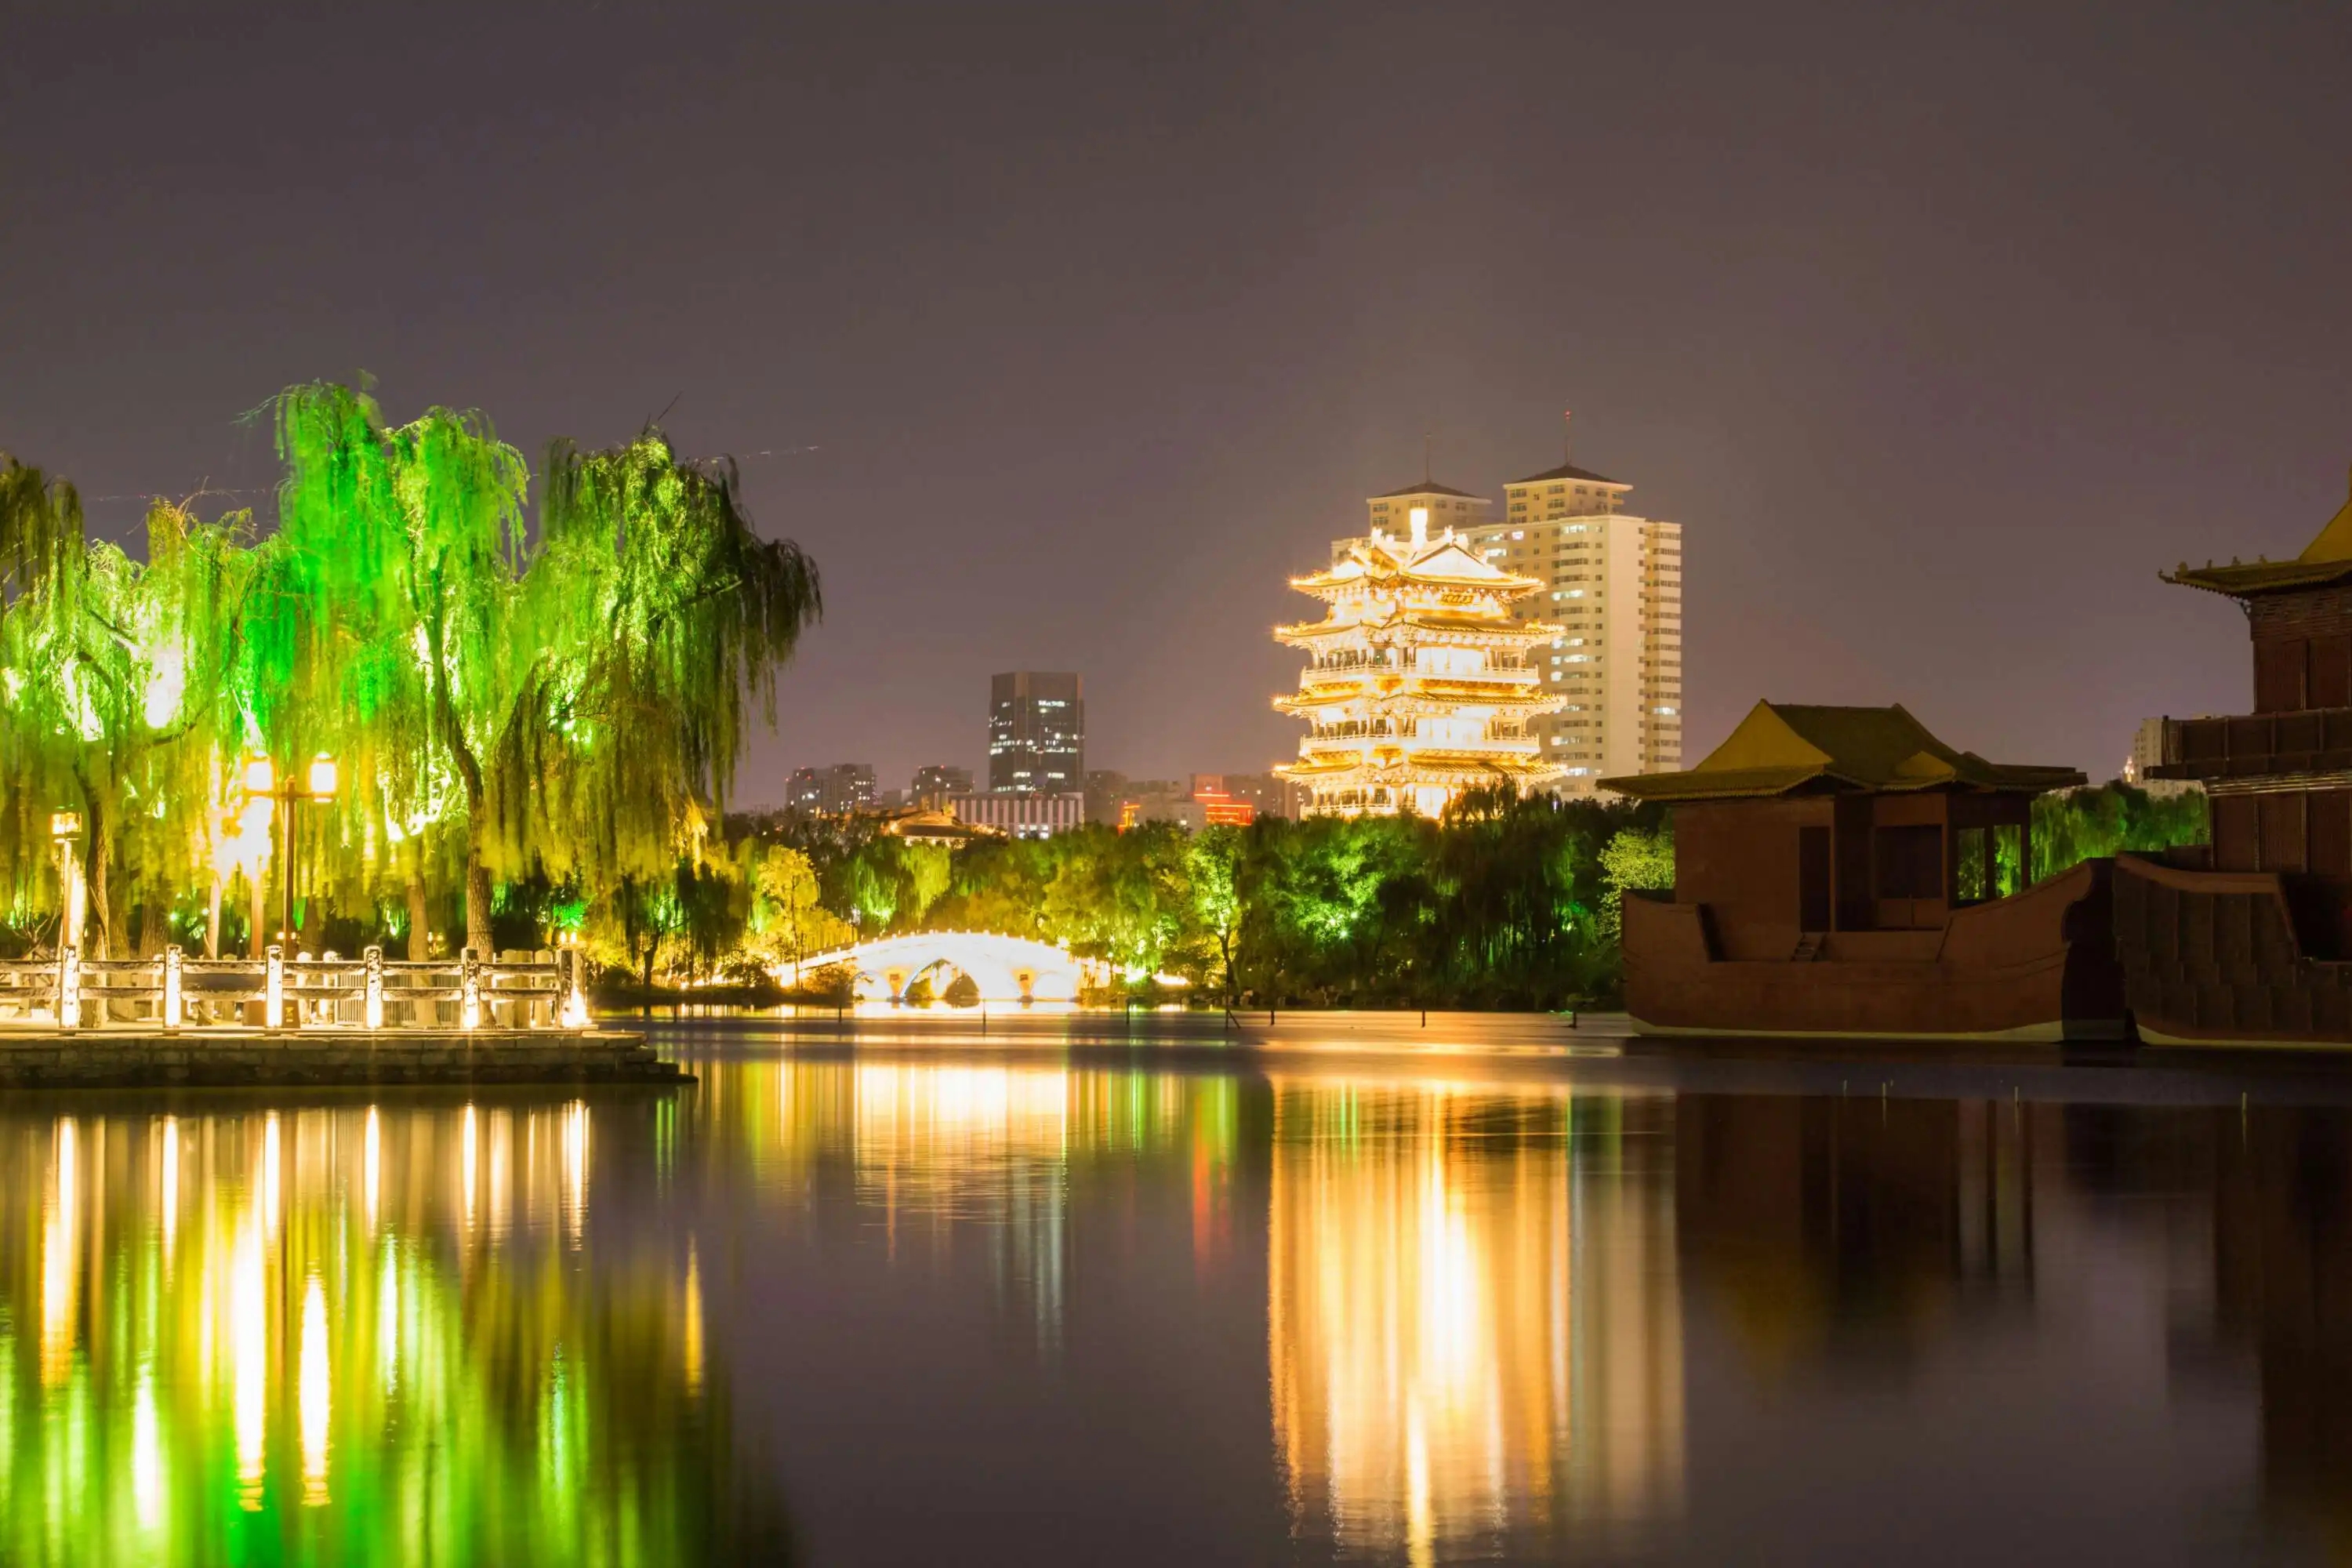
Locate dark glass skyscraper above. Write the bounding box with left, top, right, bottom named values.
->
left=987, top=671, right=1084, bottom=795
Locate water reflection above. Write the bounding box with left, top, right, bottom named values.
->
left=24, top=1047, right=2352, bottom=1564
left=0, top=1098, right=786, bottom=1566
left=1268, top=1082, right=1682, bottom=1565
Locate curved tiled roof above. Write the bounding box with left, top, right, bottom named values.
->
left=1602, top=701, right=2082, bottom=802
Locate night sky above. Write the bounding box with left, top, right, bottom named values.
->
left=5, top=2, right=2348, bottom=803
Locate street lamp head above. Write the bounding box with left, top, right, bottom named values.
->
left=307, top=753, right=339, bottom=800
left=242, top=755, right=274, bottom=797
left=49, top=809, right=81, bottom=841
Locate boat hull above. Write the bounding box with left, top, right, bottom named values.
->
left=2113, top=853, right=2352, bottom=1047
left=1623, top=859, right=2125, bottom=1041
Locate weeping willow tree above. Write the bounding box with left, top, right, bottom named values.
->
left=0, top=459, right=256, bottom=956
left=264, top=383, right=532, bottom=958
left=0, top=382, right=822, bottom=964
left=520, top=432, right=822, bottom=952
left=260, top=382, right=821, bottom=960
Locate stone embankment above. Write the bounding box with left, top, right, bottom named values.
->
left=0, top=1029, right=682, bottom=1088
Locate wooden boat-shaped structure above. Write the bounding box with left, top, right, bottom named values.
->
left=2129, top=467, right=2352, bottom=1044
left=1606, top=702, right=2127, bottom=1040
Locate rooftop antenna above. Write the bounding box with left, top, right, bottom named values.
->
left=1563, top=408, right=1573, bottom=466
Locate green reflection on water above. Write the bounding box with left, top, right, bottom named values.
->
left=0, top=1101, right=786, bottom=1567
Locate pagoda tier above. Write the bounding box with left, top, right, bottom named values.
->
left=1272, top=520, right=1564, bottom=817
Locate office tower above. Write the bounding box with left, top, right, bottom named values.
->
left=1274, top=489, right=1563, bottom=817
left=988, top=672, right=1084, bottom=795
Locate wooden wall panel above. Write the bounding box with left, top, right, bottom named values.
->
left=2313, top=636, right=2352, bottom=710
left=2259, top=793, right=2308, bottom=873
left=2256, top=637, right=2309, bottom=713
left=2313, top=790, right=2352, bottom=879
left=2214, top=793, right=2259, bottom=872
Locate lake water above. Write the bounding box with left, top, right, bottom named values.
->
left=10, top=1015, right=2352, bottom=1564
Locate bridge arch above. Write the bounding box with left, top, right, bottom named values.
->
left=775, top=931, right=1091, bottom=1004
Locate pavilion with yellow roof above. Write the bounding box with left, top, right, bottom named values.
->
left=1274, top=501, right=1563, bottom=817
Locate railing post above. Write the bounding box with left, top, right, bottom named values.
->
left=163, top=945, right=183, bottom=1030
left=560, top=946, right=588, bottom=1029
left=266, top=945, right=285, bottom=1029
left=461, top=948, right=482, bottom=1032
left=365, top=945, right=384, bottom=1030
left=57, top=946, right=80, bottom=1031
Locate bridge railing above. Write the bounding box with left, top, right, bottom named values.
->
left=0, top=945, right=590, bottom=1033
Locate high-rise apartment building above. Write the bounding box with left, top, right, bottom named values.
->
left=987, top=672, right=1085, bottom=795
left=1475, top=459, right=1683, bottom=797
left=786, top=762, right=879, bottom=815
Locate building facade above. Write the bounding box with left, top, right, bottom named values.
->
left=786, top=762, right=878, bottom=815
left=949, top=790, right=1085, bottom=840
left=1116, top=774, right=1258, bottom=829
left=1274, top=493, right=1564, bottom=817
left=910, top=764, right=974, bottom=811
left=2121, top=717, right=2200, bottom=798
left=1479, top=461, right=1683, bottom=797
left=988, top=671, right=1084, bottom=796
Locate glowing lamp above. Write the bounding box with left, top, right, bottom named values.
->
left=243, top=756, right=275, bottom=797
left=49, top=809, right=81, bottom=840
left=307, top=753, right=338, bottom=799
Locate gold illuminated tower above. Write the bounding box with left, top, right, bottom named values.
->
left=1276, top=488, right=1565, bottom=816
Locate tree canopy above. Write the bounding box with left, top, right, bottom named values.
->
left=0, top=383, right=821, bottom=964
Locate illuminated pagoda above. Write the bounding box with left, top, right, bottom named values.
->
left=1275, top=497, right=1564, bottom=816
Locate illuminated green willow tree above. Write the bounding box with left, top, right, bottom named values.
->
left=260, top=383, right=821, bottom=959
left=503, top=430, right=821, bottom=954
left=263, top=384, right=534, bottom=958
left=2, top=382, right=820, bottom=964
left=0, top=459, right=256, bottom=955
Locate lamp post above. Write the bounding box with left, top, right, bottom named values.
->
left=238, top=753, right=339, bottom=953
left=49, top=810, right=82, bottom=1029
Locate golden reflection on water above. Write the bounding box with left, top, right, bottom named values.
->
left=694, top=1058, right=1690, bottom=1560
left=0, top=1097, right=779, bottom=1566
left=1269, top=1081, right=1684, bottom=1564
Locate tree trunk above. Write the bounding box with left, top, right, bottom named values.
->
left=140, top=895, right=167, bottom=959
left=465, top=840, right=493, bottom=960
left=205, top=874, right=222, bottom=960
left=405, top=862, right=430, bottom=963
left=87, top=824, right=112, bottom=961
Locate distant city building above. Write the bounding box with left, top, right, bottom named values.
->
left=1276, top=492, right=1563, bottom=817
left=910, top=764, right=974, bottom=810
left=1117, top=774, right=1258, bottom=830
left=988, top=671, right=1084, bottom=795
left=786, top=762, right=877, bottom=815
left=1218, top=771, right=1301, bottom=820
left=949, top=791, right=1085, bottom=840
left=1083, top=769, right=1130, bottom=825
left=1485, top=454, right=1683, bottom=798
left=2122, top=717, right=2201, bottom=798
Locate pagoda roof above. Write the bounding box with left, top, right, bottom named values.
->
left=1291, top=534, right=1541, bottom=596
left=1368, top=480, right=1482, bottom=501
left=2165, top=466, right=2352, bottom=597
left=1601, top=701, right=2082, bottom=803
left=1506, top=460, right=1627, bottom=488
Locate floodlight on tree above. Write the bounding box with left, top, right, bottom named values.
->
left=307, top=753, right=339, bottom=799
left=49, top=809, right=81, bottom=841
left=242, top=756, right=275, bottom=797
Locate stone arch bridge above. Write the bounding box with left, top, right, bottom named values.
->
left=775, top=931, right=1091, bottom=1004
